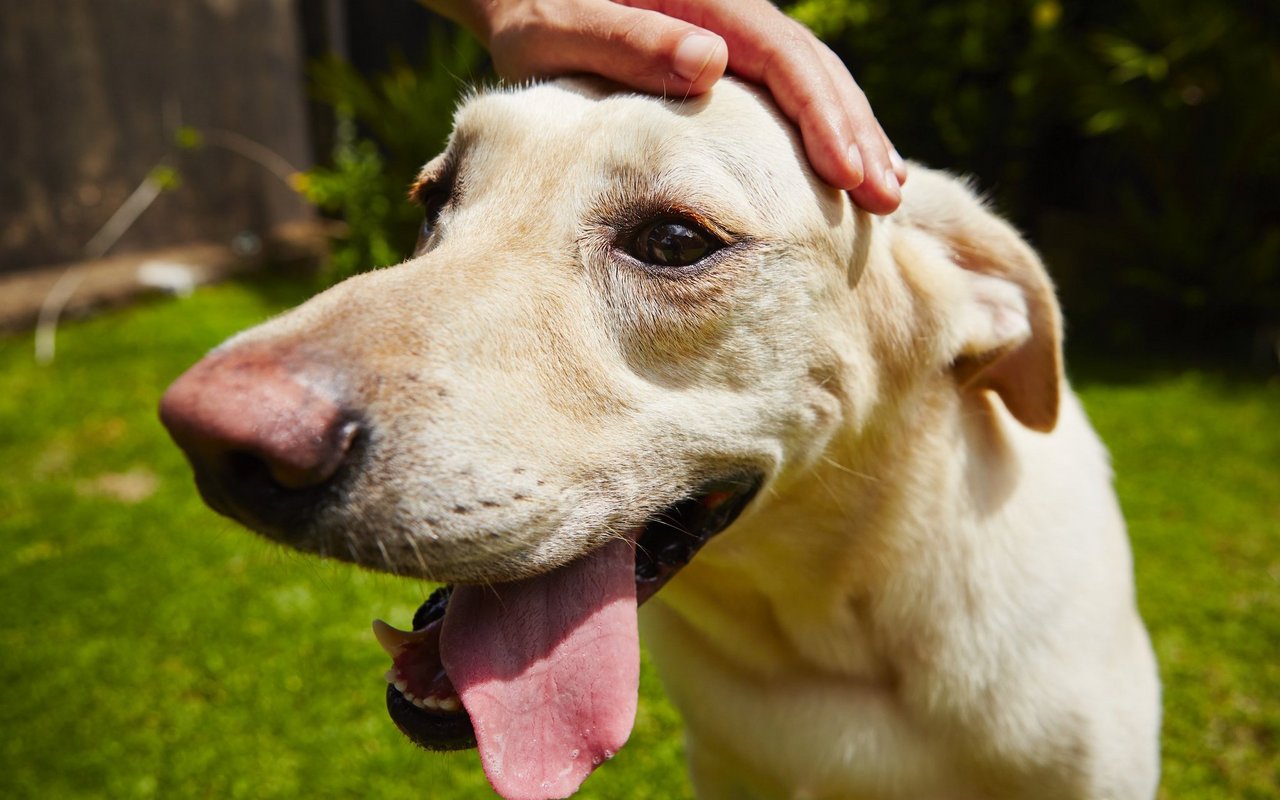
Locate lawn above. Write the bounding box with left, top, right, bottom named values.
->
left=1, top=277, right=1276, bottom=798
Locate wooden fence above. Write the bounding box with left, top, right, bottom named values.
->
left=0, top=0, right=344, bottom=274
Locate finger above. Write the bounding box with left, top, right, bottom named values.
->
left=888, top=142, right=908, bottom=184
left=625, top=2, right=862, bottom=186
left=760, top=18, right=899, bottom=211
left=810, top=35, right=902, bottom=213
left=489, top=1, right=728, bottom=97
left=625, top=0, right=902, bottom=210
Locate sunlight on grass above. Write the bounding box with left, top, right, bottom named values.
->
left=1, top=280, right=1275, bottom=798
left=1075, top=367, right=1279, bottom=799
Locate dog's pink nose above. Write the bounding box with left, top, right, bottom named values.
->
left=159, top=347, right=359, bottom=519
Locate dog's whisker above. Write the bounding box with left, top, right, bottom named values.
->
left=404, top=532, right=434, bottom=581
left=479, top=578, right=510, bottom=614
left=648, top=512, right=695, bottom=536
left=678, top=78, right=695, bottom=108
left=820, top=456, right=879, bottom=483
left=808, top=468, right=848, bottom=516
left=375, top=539, right=393, bottom=573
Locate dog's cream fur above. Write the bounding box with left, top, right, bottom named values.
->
left=218, top=79, right=1160, bottom=798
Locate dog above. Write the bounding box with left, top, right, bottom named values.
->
left=160, top=78, right=1161, bottom=800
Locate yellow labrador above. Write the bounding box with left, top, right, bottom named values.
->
left=161, top=79, right=1160, bottom=800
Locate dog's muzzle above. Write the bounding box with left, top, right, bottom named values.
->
left=377, top=473, right=762, bottom=753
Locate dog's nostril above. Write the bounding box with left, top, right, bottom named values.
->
left=227, top=450, right=280, bottom=490
left=160, top=345, right=361, bottom=521
left=221, top=418, right=361, bottom=492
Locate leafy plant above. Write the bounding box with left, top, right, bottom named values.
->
left=302, top=27, right=490, bottom=283
left=787, top=0, right=1280, bottom=356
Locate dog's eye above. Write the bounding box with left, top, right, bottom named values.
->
left=414, top=189, right=449, bottom=254
left=630, top=218, right=721, bottom=268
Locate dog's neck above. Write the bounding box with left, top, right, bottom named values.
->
left=647, top=378, right=1030, bottom=684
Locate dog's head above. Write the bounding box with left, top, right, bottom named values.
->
left=160, top=78, right=1062, bottom=799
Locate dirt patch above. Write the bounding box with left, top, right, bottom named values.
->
left=0, top=221, right=333, bottom=334
left=77, top=468, right=160, bottom=504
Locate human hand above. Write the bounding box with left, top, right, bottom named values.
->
left=421, top=0, right=906, bottom=213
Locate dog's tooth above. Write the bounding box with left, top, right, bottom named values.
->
left=437, top=696, right=461, bottom=712
left=384, top=669, right=398, bottom=684
left=372, top=618, right=431, bottom=657
left=403, top=690, right=416, bottom=702
left=411, top=696, right=428, bottom=710
left=421, top=696, right=440, bottom=710
left=394, top=679, right=408, bottom=693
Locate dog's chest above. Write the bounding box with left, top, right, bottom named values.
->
left=640, top=590, right=974, bottom=798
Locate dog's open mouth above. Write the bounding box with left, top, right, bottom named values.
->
left=371, top=474, right=760, bottom=799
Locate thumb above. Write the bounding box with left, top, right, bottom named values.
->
left=490, top=4, right=728, bottom=96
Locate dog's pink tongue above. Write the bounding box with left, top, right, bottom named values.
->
left=440, top=538, right=639, bottom=800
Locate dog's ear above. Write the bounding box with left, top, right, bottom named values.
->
left=899, top=171, right=1063, bottom=432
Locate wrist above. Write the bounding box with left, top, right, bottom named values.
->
left=415, top=0, right=496, bottom=43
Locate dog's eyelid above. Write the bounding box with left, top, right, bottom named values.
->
left=409, top=175, right=454, bottom=208
left=417, top=184, right=451, bottom=214
left=409, top=151, right=461, bottom=207
left=411, top=181, right=456, bottom=257
left=409, top=159, right=464, bottom=257
left=646, top=202, right=733, bottom=242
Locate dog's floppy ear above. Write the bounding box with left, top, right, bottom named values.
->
left=899, top=171, right=1063, bottom=432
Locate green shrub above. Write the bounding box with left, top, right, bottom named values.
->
left=302, top=27, right=490, bottom=283
left=787, top=0, right=1280, bottom=355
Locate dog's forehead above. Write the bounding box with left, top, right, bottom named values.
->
left=446, top=80, right=815, bottom=214
left=462, top=79, right=789, bottom=147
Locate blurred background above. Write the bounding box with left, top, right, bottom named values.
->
left=1, top=1, right=1276, bottom=798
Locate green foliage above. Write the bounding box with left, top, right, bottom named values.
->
left=145, top=164, right=182, bottom=192
left=302, top=27, right=490, bottom=283
left=787, top=0, right=1280, bottom=355
left=173, top=126, right=204, bottom=151
left=302, top=137, right=408, bottom=280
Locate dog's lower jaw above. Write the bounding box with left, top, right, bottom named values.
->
left=378, top=587, right=475, bottom=751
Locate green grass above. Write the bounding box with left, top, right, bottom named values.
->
left=1072, top=362, right=1280, bottom=798
left=1, top=279, right=1276, bottom=798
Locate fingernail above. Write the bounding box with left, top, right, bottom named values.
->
left=845, top=144, right=865, bottom=187
left=889, top=148, right=906, bottom=179
left=673, top=33, right=724, bottom=83
left=883, top=167, right=902, bottom=201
